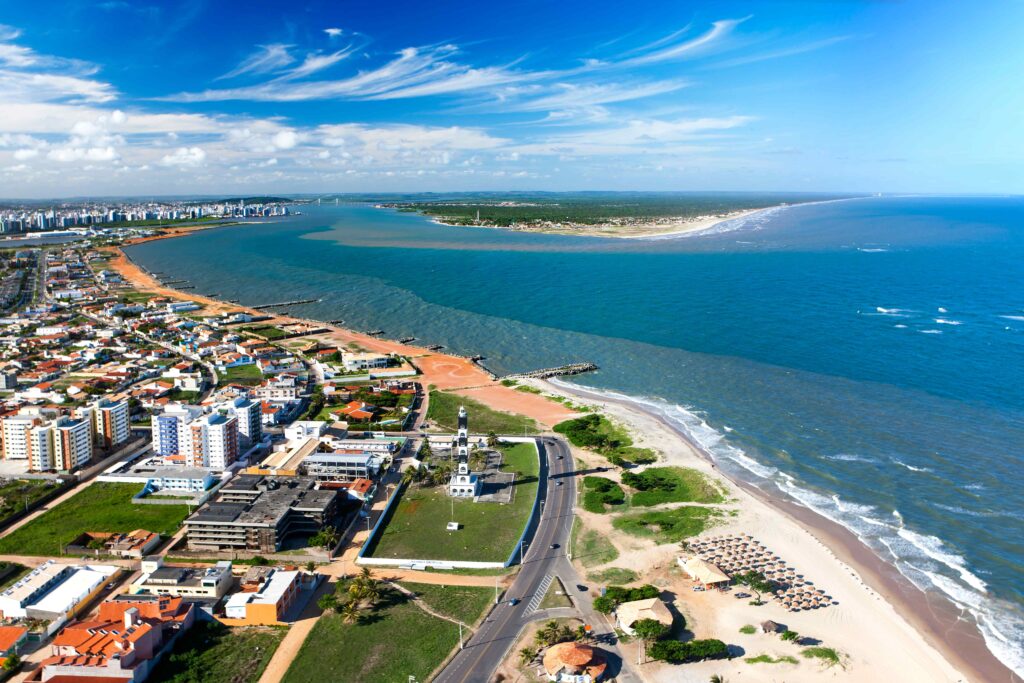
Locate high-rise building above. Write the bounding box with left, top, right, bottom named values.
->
left=220, top=397, right=261, bottom=448
left=53, top=417, right=93, bottom=471
left=85, top=398, right=130, bottom=449
left=153, top=404, right=239, bottom=469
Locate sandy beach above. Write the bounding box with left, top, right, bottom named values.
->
left=104, top=231, right=1009, bottom=682
left=536, top=378, right=1014, bottom=683
left=426, top=206, right=771, bottom=239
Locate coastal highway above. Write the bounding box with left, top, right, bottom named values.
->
left=434, top=437, right=638, bottom=683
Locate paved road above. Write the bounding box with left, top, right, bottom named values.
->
left=434, top=437, right=639, bottom=683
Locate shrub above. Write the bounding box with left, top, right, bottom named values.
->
left=802, top=647, right=845, bottom=669
left=739, top=624, right=756, bottom=635
left=648, top=639, right=728, bottom=663
left=581, top=477, right=626, bottom=513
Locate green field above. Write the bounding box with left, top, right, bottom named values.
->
left=587, top=567, right=638, bottom=584
left=407, top=582, right=496, bottom=625
left=581, top=476, right=626, bottom=513
left=0, top=483, right=190, bottom=556
left=573, top=526, right=619, bottom=568
left=148, top=621, right=285, bottom=683
left=612, top=506, right=720, bottom=544
left=241, top=325, right=289, bottom=340
left=428, top=389, right=538, bottom=435
left=218, top=363, right=264, bottom=386
left=368, top=442, right=538, bottom=562
left=283, top=582, right=491, bottom=683
left=623, top=467, right=725, bottom=506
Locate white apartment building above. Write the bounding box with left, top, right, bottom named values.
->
left=53, top=417, right=93, bottom=471
left=220, top=397, right=261, bottom=448
left=190, top=413, right=239, bottom=469
left=75, top=398, right=130, bottom=450
left=1, top=413, right=91, bottom=471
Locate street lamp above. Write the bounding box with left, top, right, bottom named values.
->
left=519, top=542, right=529, bottom=566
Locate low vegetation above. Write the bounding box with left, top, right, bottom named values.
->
left=0, top=483, right=190, bottom=556
left=285, top=580, right=491, bottom=683
left=0, top=478, right=61, bottom=525
left=539, top=577, right=573, bottom=609
left=553, top=413, right=655, bottom=465
left=217, top=362, right=263, bottom=386
left=647, top=638, right=729, bottom=663
left=802, top=646, right=846, bottom=669
left=240, top=324, right=289, bottom=340
left=739, top=624, right=757, bottom=635
left=612, top=506, right=719, bottom=544
left=621, top=466, right=724, bottom=506
left=148, top=621, right=284, bottom=683
left=581, top=476, right=626, bottom=513
left=746, top=654, right=799, bottom=665
left=428, top=389, right=538, bottom=434
left=587, top=567, right=638, bottom=584
left=573, top=527, right=619, bottom=567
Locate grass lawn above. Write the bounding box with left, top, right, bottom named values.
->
left=612, top=506, right=720, bottom=544
left=405, top=582, right=495, bottom=625
left=0, top=478, right=61, bottom=524
left=368, top=442, right=538, bottom=563
left=428, top=389, right=539, bottom=435
left=573, top=526, right=619, bottom=568
left=588, top=567, right=638, bottom=584
left=148, top=620, right=285, bottom=683
left=217, top=363, right=264, bottom=386
left=241, top=325, right=289, bottom=340
left=0, top=483, right=190, bottom=556
left=284, top=582, right=491, bottom=683
left=623, top=467, right=725, bottom=507
left=0, top=562, right=30, bottom=591
left=539, top=577, right=573, bottom=609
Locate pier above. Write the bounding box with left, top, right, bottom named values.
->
left=367, top=329, right=384, bottom=336
left=327, top=319, right=345, bottom=325
left=251, top=298, right=321, bottom=310
left=177, top=285, right=195, bottom=290
left=399, top=337, right=416, bottom=344
left=426, top=344, right=444, bottom=351
left=162, top=279, right=189, bottom=285
left=500, top=362, right=598, bottom=380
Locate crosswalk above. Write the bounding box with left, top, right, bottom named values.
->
left=526, top=573, right=554, bottom=613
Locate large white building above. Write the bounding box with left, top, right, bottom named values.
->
left=153, top=404, right=239, bottom=469
left=340, top=351, right=390, bottom=372
left=0, top=412, right=92, bottom=472
left=221, top=397, right=261, bottom=448
left=74, top=397, right=130, bottom=450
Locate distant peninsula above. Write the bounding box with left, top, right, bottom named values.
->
left=377, top=191, right=861, bottom=238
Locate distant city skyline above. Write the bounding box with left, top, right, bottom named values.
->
left=1, top=0, right=1021, bottom=198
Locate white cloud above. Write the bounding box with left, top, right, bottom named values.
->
left=217, top=44, right=295, bottom=80
left=281, top=49, right=354, bottom=80
left=47, top=145, right=118, bottom=162
left=324, top=28, right=343, bottom=38
left=160, top=146, right=206, bottom=166
left=622, top=18, right=748, bottom=65
left=13, top=148, right=38, bottom=160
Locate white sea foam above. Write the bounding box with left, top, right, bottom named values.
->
left=937, top=307, right=948, bottom=313
left=894, top=459, right=931, bottom=473
left=934, top=318, right=963, bottom=325
left=1000, top=315, right=1024, bottom=322
left=826, top=452, right=876, bottom=463
left=549, top=379, right=1024, bottom=676
left=858, top=247, right=889, bottom=252
left=874, top=306, right=916, bottom=317
left=919, top=329, right=943, bottom=334
left=894, top=324, right=908, bottom=329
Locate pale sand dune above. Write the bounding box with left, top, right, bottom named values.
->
left=532, top=378, right=971, bottom=683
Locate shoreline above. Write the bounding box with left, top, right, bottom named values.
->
left=544, top=378, right=1016, bottom=683
left=418, top=206, right=774, bottom=239
left=110, top=225, right=1012, bottom=682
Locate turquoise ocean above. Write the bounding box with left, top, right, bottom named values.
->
left=126, top=196, right=1024, bottom=674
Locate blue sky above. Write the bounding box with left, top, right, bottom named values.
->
left=1, top=0, right=1022, bottom=197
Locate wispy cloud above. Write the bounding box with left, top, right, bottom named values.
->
left=324, top=27, right=343, bottom=38
left=0, top=29, right=115, bottom=102
left=164, top=18, right=745, bottom=105
left=620, top=18, right=749, bottom=65
left=280, top=48, right=356, bottom=80
left=708, top=35, right=853, bottom=69
left=217, top=43, right=295, bottom=80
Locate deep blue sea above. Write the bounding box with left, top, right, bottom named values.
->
left=126, top=196, right=1024, bottom=674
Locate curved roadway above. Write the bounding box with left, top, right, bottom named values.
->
left=434, top=436, right=639, bottom=683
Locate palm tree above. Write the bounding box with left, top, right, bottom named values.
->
left=709, top=675, right=727, bottom=683
left=519, top=647, right=537, bottom=664
left=486, top=432, right=499, bottom=448
left=340, top=601, right=362, bottom=624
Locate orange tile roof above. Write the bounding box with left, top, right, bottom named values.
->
left=0, top=626, right=26, bottom=653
